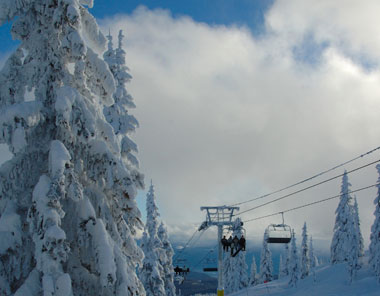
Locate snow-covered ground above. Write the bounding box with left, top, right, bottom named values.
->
left=230, top=258, right=379, bottom=296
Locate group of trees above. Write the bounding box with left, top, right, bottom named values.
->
left=0, top=1, right=178, bottom=295
left=224, top=221, right=317, bottom=293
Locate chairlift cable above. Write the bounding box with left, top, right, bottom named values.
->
left=173, top=228, right=203, bottom=262
left=243, top=182, right=380, bottom=224
left=235, top=158, right=380, bottom=216
left=192, top=244, right=218, bottom=270
left=229, top=145, right=380, bottom=207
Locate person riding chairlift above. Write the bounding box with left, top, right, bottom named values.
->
left=231, top=235, right=239, bottom=255
left=239, top=235, right=246, bottom=251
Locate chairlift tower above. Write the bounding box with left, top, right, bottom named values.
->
left=200, top=206, right=239, bottom=296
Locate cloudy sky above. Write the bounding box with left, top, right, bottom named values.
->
left=1, top=0, right=380, bottom=251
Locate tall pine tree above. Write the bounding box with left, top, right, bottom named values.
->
left=249, top=255, right=258, bottom=286
left=300, top=222, right=310, bottom=279
left=139, top=182, right=165, bottom=295
left=330, top=171, right=355, bottom=264
left=0, top=1, right=144, bottom=295
left=369, top=164, right=380, bottom=281
left=157, top=222, right=176, bottom=296
left=309, top=236, right=317, bottom=281
left=288, top=230, right=300, bottom=287
left=259, top=229, right=273, bottom=283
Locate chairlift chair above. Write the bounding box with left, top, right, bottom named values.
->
left=266, top=212, right=292, bottom=244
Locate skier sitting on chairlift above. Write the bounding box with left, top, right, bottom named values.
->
left=231, top=235, right=239, bottom=255
left=239, top=235, right=246, bottom=251
left=221, top=235, right=228, bottom=252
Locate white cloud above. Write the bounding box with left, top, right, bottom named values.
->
left=99, top=4, right=380, bottom=248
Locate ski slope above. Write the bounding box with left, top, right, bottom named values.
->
left=230, top=258, right=379, bottom=296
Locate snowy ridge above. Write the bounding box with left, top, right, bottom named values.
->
left=230, top=258, right=380, bottom=296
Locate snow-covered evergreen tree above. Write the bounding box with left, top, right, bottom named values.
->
left=139, top=231, right=165, bottom=296
left=259, top=229, right=273, bottom=283
left=288, top=230, right=300, bottom=287
left=331, top=171, right=355, bottom=264
left=309, top=236, right=317, bottom=281
left=301, top=222, right=310, bottom=279
left=282, top=242, right=290, bottom=277
left=103, top=30, right=139, bottom=169
left=223, top=218, right=249, bottom=294
left=0, top=1, right=144, bottom=295
left=370, top=164, right=380, bottom=281
left=139, top=182, right=165, bottom=295
left=249, top=255, right=258, bottom=286
left=353, top=197, right=364, bottom=257
left=158, top=222, right=176, bottom=296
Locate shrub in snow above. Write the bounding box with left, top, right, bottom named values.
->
left=259, top=229, right=273, bottom=284
left=369, top=164, right=380, bottom=281
left=288, top=230, right=300, bottom=287
left=223, top=218, right=249, bottom=294
left=330, top=171, right=355, bottom=264
left=300, top=222, right=310, bottom=279
left=0, top=1, right=144, bottom=295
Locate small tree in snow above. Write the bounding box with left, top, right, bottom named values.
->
left=300, top=222, right=310, bottom=279
left=249, top=255, right=258, bottom=286
left=331, top=171, right=355, bottom=264
left=353, top=197, right=364, bottom=257
left=158, top=222, right=176, bottom=296
left=223, top=218, right=249, bottom=294
left=282, top=242, right=291, bottom=277
left=369, top=164, right=380, bottom=281
left=309, top=236, right=317, bottom=281
left=139, top=231, right=165, bottom=296
left=139, top=182, right=166, bottom=295
left=288, top=230, right=300, bottom=287
left=259, top=229, right=273, bottom=283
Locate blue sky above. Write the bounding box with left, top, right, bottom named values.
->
left=0, top=0, right=273, bottom=53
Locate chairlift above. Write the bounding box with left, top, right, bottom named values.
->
left=266, top=212, right=291, bottom=244
left=202, top=254, right=217, bottom=272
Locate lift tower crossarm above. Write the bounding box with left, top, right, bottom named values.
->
left=200, top=205, right=239, bottom=296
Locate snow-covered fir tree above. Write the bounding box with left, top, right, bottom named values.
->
left=353, top=197, right=364, bottom=257
left=288, top=230, right=300, bottom=288
left=0, top=1, right=145, bottom=295
left=249, top=255, right=258, bottom=286
left=139, top=231, right=165, bottom=296
left=259, top=229, right=273, bottom=283
left=309, top=236, right=317, bottom=281
left=223, top=218, right=249, bottom=294
left=282, top=242, right=290, bottom=277
left=157, top=222, right=176, bottom=296
left=103, top=30, right=139, bottom=169
left=300, top=222, right=310, bottom=279
left=369, top=164, right=380, bottom=281
left=331, top=170, right=355, bottom=264
left=139, top=182, right=165, bottom=295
